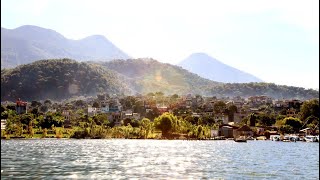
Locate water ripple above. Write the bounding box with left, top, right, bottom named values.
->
left=1, top=139, right=319, bottom=179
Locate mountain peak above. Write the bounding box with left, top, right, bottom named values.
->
left=186, top=52, right=221, bottom=63
left=14, top=25, right=63, bottom=36
left=1, top=25, right=130, bottom=68
left=83, top=34, right=108, bottom=41
left=15, top=25, right=48, bottom=30
left=189, top=52, right=210, bottom=58
left=179, top=52, right=263, bottom=83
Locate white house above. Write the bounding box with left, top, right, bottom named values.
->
left=1, top=119, right=7, bottom=130
left=87, top=105, right=98, bottom=117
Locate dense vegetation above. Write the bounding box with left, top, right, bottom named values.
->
left=97, top=59, right=319, bottom=100
left=1, top=58, right=318, bottom=101
left=1, top=98, right=318, bottom=139
left=208, top=82, right=318, bottom=100
left=1, top=59, right=131, bottom=101
left=96, top=58, right=220, bottom=95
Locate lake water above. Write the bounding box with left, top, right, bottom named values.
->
left=1, top=139, right=319, bottom=179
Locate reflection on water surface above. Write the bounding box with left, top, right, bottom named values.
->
left=1, top=139, right=319, bottom=179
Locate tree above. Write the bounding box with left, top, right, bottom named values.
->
left=130, top=119, right=140, bottom=128
left=39, top=105, right=48, bottom=113
left=228, top=105, right=238, bottom=122
left=299, top=99, right=319, bottom=121
left=28, top=121, right=34, bottom=137
left=155, top=91, right=164, bottom=97
left=93, top=102, right=100, bottom=108
left=133, top=100, right=144, bottom=114
left=145, top=108, right=159, bottom=120
left=154, top=112, right=177, bottom=138
left=257, top=114, right=276, bottom=127
left=20, top=113, right=34, bottom=126
left=171, top=94, right=179, bottom=99
left=30, top=108, right=39, bottom=116
left=1, top=110, right=8, bottom=119
left=228, top=105, right=238, bottom=113
left=304, top=115, right=319, bottom=130
left=249, top=113, right=257, bottom=126
left=276, top=117, right=302, bottom=133
left=31, top=101, right=42, bottom=107
left=283, top=117, right=302, bottom=132
left=184, top=115, right=197, bottom=125
left=44, top=99, right=52, bottom=106
left=1, top=105, right=6, bottom=114
left=201, top=115, right=215, bottom=125
left=93, top=114, right=109, bottom=126
left=123, top=118, right=132, bottom=126
left=140, top=118, right=152, bottom=138
left=196, top=125, right=204, bottom=139
left=39, top=112, right=64, bottom=128
left=279, top=125, right=293, bottom=134
left=75, top=100, right=86, bottom=107
left=213, top=101, right=226, bottom=114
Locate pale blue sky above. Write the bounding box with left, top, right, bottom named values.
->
left=1, top=0, right=319, bottom=89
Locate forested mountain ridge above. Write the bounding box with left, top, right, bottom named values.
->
left=94, top=59, right=318, bottom=100
left=95, top=58, right=221, bottom=95
left=1, top=59, right=131, bottom=101
left=1, top=58, right=318, bottom=101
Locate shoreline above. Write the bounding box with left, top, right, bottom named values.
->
left=2, top=137, right=317, bottom=142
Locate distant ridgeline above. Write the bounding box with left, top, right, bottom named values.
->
left=1, top=58, right=319, bottom=101
left=1, top=25, right=130, bottom=69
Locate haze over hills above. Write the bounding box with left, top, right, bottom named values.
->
left=2, top=25, right=266, bottom=85
left=1, top=58, right=318, bottom=101
left=1, top=25, right=130, bottom=68
left=94, top=58, right=221, bottom=95
left=178, top=53, right=263, bottom=83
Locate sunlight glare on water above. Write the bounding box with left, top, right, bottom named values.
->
left=1, top=139, right=319, bottom=179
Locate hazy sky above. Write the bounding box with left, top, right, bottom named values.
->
left=1, top=0, right=319, bottom=89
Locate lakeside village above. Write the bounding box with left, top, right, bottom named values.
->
left=1, top=93, right=319, bottom=142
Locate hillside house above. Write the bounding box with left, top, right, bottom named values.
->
left=286, top=108, right=297, bottom=117
left=248, top=96, right=272, bottom=106
left=16, top=98, right=27, bottom=114
left=157, top=106, right=168, bottom=114
left=109, top=112, right=122, bottom=126
left=123, top=110, right=140, bottom=120
left=87, top=105, right=98, bottom=117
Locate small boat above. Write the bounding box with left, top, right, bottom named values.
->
left=288, top=135, right=299, bottom=142
left=270, top=135, right=280, bottom=141
left=305, top=136, right=317, bottom=142
left=256, top=136, right=266, bottom=140
left=234, top=136, right=247, bottom=142
left=282, top=135, right=291, bottom=142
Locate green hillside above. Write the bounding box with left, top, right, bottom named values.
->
left=98, top=59, right=319, bottom=100
left=1, top=58, right=318, bottom=101
left=94, top=58, right=221, bottom=95
left=1, top=59, right=131, bottom=101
